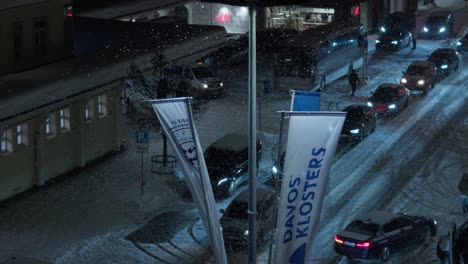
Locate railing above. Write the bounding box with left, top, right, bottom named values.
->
left=151, top=155, right=176, bottom=175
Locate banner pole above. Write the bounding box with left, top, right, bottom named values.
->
left=268, top=111, right=286, bottom=264
left=185, top=97, right=218, bottom=263
left=248, top=0, right=257, bottom=263
left=140, top=152, right=144, bottom=196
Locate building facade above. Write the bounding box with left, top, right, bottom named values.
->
left=0, top=0, right=69, bottom=77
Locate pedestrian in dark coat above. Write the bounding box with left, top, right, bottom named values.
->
left=349, top=70, right=359, bottom=96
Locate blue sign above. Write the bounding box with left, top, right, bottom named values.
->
left=136, top=131, right=149, bottom=144
left=291, top=90, right=321, bottom=111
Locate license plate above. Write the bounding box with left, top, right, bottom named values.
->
left=344, top=241, right=355, bottom=247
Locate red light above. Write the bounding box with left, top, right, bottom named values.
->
left=67, top=13, right=73, bottom=17
left=356, top=242, right=371, bottom=248
left=334, top=235, right=344, bottom=244
left=353, top=6, right=360, bottom=17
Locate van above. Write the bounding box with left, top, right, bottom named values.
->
left=420, top=10, right=454, bottom=39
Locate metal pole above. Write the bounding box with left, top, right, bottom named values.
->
left=248, top=1, right=257, bottom=264
left=140, top=152, right=144, bottom=196
left=268, top=111, right=285, bottom=264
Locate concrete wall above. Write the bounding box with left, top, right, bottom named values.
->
left=0, top=0, right=66, bottom=77
left=0, top=83, right=122, bottom=202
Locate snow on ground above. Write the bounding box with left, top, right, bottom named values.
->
left=1, top=5, right=467, bottom=264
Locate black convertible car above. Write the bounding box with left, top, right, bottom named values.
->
left=334, top=210, right=437, bottom=261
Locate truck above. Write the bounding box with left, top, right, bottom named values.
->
left=163, top=65, right=224, bottom=98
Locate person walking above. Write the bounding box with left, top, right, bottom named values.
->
left=349, top=70, right=359, bottom=96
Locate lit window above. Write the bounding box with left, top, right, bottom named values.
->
left=97, top=94, right=108, bottom=118
left=1, top=128, right=13, bottom=153
left=45, top=112, right=56, bottom=138
left=16, top=123, right=29, bottom=146
left=85, top=99, right=94, bottom=122
left=58, top=108, right=70, bottom=131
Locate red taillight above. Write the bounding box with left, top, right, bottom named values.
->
left=334, top=235, right=344, bottom=244
left=356, top=242, right=371, bottom=248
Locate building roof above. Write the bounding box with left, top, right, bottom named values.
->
left=0, top=17, right=225, bottom=122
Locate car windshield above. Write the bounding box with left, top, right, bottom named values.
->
left=192, top=67, right=216, bottom=78
left=407, top=66, right=428, bottom=75
left=373, top=87, right=398, bottom=100
left=345, top=109, right=364, bottom=122
left=427, top=17, right=446, bottom=25
left=205, top=147, right=236, bottom=167
left=428, top=52, right=449, bottom=62
left=345, top=220, right=379, bottom=236
left=225, top=199, right=263, bottom=219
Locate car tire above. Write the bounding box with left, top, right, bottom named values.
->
left=380, top=246, right=391, bottom=262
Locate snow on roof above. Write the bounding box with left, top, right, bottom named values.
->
left=356, top=210, right=400, bottom=226
left=0, top=17, right=226, bottom=122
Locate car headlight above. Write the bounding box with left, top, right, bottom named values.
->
left=388, top=104, right=397, bottom=109
left=202, top=84, right=208, bottom=89
left=441, top=65, right=448, bottom=69
left=391, top=41, right=398, bottom=45
left=375, top=39, right=380, bottom=44
left=367, top=102, right=373, bottom=107
left=457, top=41, right=462, bottom=46
left=417, top=80, right=425, bottom=85
left=380, top=27, right=386, bottom=33
left=350, top=129, right=360, bottom=134
left=423, top=27, right=429, bottom=32
left=218, top=178, right=228, bottom=186
left=272, top=165, right=278, bottom=174
left=220, top=82, right=223, bottom=87
left=439, top=27, right=446, bottom=33
left=401, top=78, right=407, bottom=84
left=243, top=230, right=249, bottom=236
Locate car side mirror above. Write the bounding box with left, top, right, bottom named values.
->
left=220, top=208, right=225, bottom=214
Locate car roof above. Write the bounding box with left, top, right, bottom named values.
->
left=342, top=104, right=368, bottom=111
left=356, top=210, right=400, bottom=226
left=429, top=10, right=452, bottom=17
left=210, top=132, right=249, bottom=151
left=234, top=187, right=274, bottom=203
left=409, top=60, right=433, bottom=67
left=378, top=83, right=401, bottom=89
left=433, top=48, right=456, bottom=54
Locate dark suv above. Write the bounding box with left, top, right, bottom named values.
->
left=205, top=133, right=262, bottom=198
left=220, top=188, right=277, bottom=252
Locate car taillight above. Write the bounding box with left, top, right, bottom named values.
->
left=334, top=235, right=344, bottom=244
left=356, top=242, right=371, bottom=248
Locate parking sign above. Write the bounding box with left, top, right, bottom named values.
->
left=136, top=130, right=149, bottom=153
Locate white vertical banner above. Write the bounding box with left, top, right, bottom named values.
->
left=275, top=111, right=345, bottom=264
left=150, top=97, right=227, bottom=264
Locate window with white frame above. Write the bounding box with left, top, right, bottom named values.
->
left=85, top=98, right=94, bottom=122
left=58, top=107, right=70, bottom=131
left=45, top=112, right=56, bottom=138
left=1, top=128, right=13, bottom=154
left=97, top=94, right=108, bottom=118
left=16, top=123, right=29, bottom=146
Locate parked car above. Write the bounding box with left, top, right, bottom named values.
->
left=427, top=48, right=461, bottom=80
left=400, top=60, right=438, bottom=93
left=220, top=187, right=277, bottom=252
left=205, top=132, right=262, bottom=198
left=376, top=30, right=412, bottom=51
left=334, top=210, right=437, bottom=261
left=419, top=10, right=454, bottom=39
left=367, top=83, right=410, bottom=116
left=456, top=33, right=468, bottom=53
left=340, top=105, right=377, bottom=145
left=437, top=220, right=468, bottom=263
left=164, top=65, right=224, bottom=98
